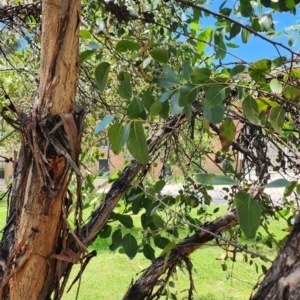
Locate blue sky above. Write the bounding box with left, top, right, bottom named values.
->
left=201, top=1, right=300, bottom=63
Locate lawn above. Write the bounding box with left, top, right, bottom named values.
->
left=0, top=198, right=289, bottom=300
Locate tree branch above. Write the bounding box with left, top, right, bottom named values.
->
left=123, top=210, right=238, bottom=300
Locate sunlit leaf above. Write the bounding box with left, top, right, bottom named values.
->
left=249, top=59, right=271, bottom=82
left=270, top=78, right=282, bottom=94
left=241, top=27, right=251, bottom=43
left=283, top=85, right=300, bottom=101
left=79, top=29, right=91, bottom=39
left=269, top=106, right=284, bottom=133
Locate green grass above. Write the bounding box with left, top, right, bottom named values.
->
left=0, top=199, right=289, bottom=300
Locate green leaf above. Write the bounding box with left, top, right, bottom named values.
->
left=79, top=50, right=96, bottom=63
left=150, top=48, right=169, bottom=63
left=95, top=62, right=111, bottom=93
left=226, top=42, right=239, bottom=48
left=197, top=27, right=213, bottom=53
left=240, top=0, right=254, bottom=16
left=116, top=40, right=140, bottom=52
left=118, top=71, right=132, bottom=99
left=127, top=98, right=146, bottom=120
left=159, top=241, right=176, bottom=257
left=178, top=84, right=198, bottom=107
left=195, top=174, right=238, bottom=186
left=234, top=191, right=261, bottom=239
left=170, top=92, right=183, bottom=115
left=249, top=59, right=271, bottom=82
left=153, top=73, right=179, bottom=89
left=203, top=105, right=224, bottom=124
left=272, top=56, right=287, bottom=69
left=260, top=179, right=292, bottom=188
left=269, top=106, right=284, bottom=133
left=284, top=181, right=298, bottom=197
left=142, top=89, right=154, bottom=111
left=215, top=40, right=227, bottom=60
left=79, top=29, right=91, bottom=39
left=270, top=78, right=282, bottom=94
left=126, top=121, right=150, bottom=164
left=143, top=244, right=155, bottom=261
left=229, top=23, right=241, bottom=39
left=116, top=214, right=134, bottom=228
left=230, top=65, right=247, bottom=77
left=109, top=229, right=122, bottom=251
left=153, top=214, right=165, bottom=228
left=99, top=225, right=112, bottom=239
left=241, top=28, right=251, bottom=43
left=122, top=233, right=138, bottom=259
left=259, top=13, right=273, bottom=32
left=159, top=100, right=169, bottom=119
left=154, top=235, right=170, bottom=249
left=94, top=115, right=114, bottom=134
left=183, top=104, right=192, bottom=121
left=108, top=123, right=129, bottom=154
left=256, top=97, right=278, bottom=112
left=159, top=91, right=173, bottom=103
left=291, top=69, right=300, bottom=78
left=190, top=68, right=211, bottom=84
left=155, top=179, right=166, bottom=193
left=204, top=86, right=226, bottom=108
left=283, top=85, right=300, bottom=101
left=150, top=101, right=162, bottom=116
left=183, top=60, right=192, bottom=81
left=242, top=96, right=260, bottom=124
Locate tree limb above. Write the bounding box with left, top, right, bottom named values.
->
left=123, top=210, right=238, bottom=300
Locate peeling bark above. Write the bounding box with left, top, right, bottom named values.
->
left=251, top=212, right=300, bottom=300
left=0, top=1, right=81, bottom=299
left=123, top=210, right=238, bottom=300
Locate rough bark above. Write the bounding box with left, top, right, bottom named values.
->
left=123, top=210, right=238, bottom=300
left=251, top=211, right=300, bottom=300
left=0, top=1, right=81, bottom=299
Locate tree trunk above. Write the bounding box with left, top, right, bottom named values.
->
left=251, top=211, right=300, bottom=300
left=0, top=1, right=81, bottom=299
